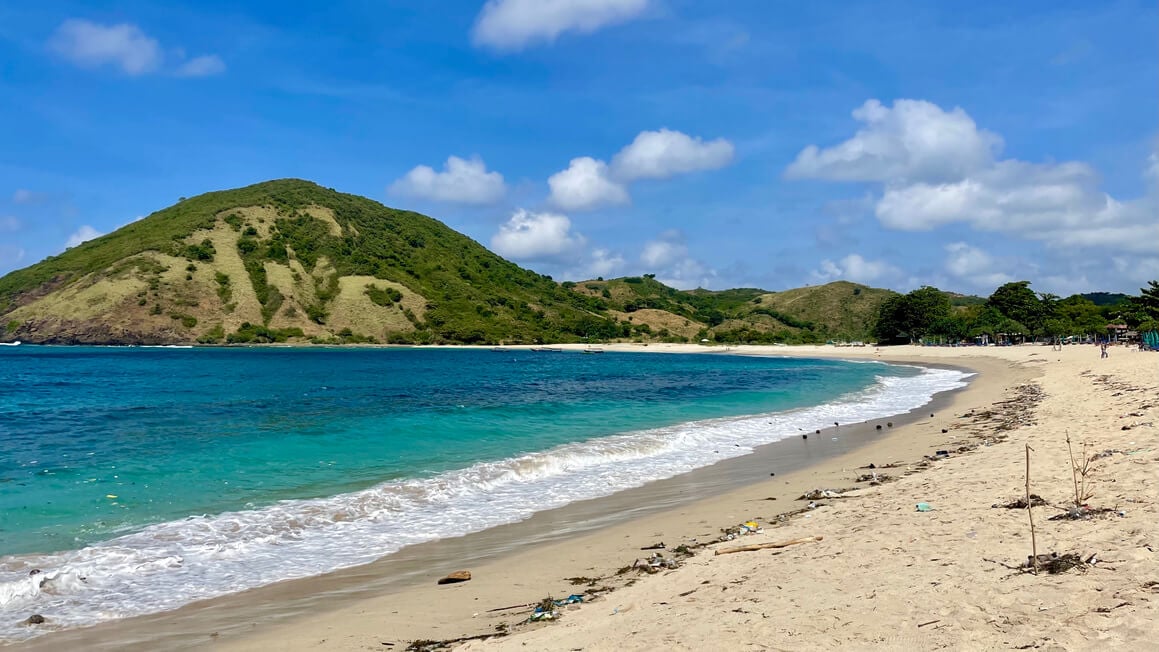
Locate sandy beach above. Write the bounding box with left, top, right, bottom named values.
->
left=17, top=343, right=1157, bottom=651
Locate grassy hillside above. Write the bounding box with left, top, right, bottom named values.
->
left=735, top=281, right=896, bottom=341
left=568, top=278, right=893, bottom=344
left=0, top=179, right=613, bottom=344
left=0, top=179, right=899, bottom=346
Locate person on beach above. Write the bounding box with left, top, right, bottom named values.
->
left=1101, top=342, right=1108, bottom=359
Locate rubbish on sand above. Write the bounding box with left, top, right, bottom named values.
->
left=640, top=542, right=666, bottom=550
left=714, top=535, right=824, bottom=556
left=915, top=502, right=934, bottom=512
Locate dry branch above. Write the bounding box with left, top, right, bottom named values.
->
left=714, top=536, right=823, bottom=556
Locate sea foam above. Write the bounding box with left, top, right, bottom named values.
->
left=0, top=364, right=969, bottom=641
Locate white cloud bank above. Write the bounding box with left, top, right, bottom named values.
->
left=943, top=242, right=1013, bottom=289
left=612, top=128, right=734, bottom=181
left=49, top=19, right=224, bottom=77
left=548, top=129, right=734, bottom=211
left=640, top=230, right=715, bottom=289
left=389, top=156, right=507, bottom=204
left=65, top=225, right=102, bottom=248
left=473, top=0, right=649, bottom=51
left=811, top=254, right=900, bottom=285
left=491, top=209, right=586, bottom=261
left=547, top=157, right=629, bottom=211
left=788, top=98, right=1159, bottom=288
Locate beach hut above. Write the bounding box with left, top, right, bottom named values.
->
left=1106, top=324, right=1129, bottom=343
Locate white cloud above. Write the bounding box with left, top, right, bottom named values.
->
left=786, top=99, right=1001, bottom=183
left=612, top=128, right=734, bottom=181
left=874, top=159, right=1157, bottom=253
left=641, top=230, right=686, bottom=268
left=943, top=242, right=1013, bottom=288
left=810, top=254, right=900, bottom=285
left=0, top=216, right=20, bottom=232
left=548, top=157, right=629, bottom=211
left=491, top=209, right=586, bottom=261
left=473, top=0, right=649, bottom=51
left=585, top=248, right=625, bottom=278
left=389, top=156, right=507, bottom=204
left=788, top=98, right=1159, bottom=279
left=639, top=230, right=715, bottom=289
left=48, top=19, right=224, bottom=77
left=65, top=225, right=102, bottom=248
left=175, top=54, right=226, bottom=78
left=49, top=19, right=162, bottom=75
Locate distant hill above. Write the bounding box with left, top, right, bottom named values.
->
left=946, top=292, right=986, bottom=307
left=1079, top=292, right=1130, bottom=307
left=0, top=179, right=896, bottom=345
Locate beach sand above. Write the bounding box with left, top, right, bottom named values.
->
left=18, top=343, right=1158, bottom=651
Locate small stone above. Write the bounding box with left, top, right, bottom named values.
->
left=437, top=570, right=472, bottom=585
left=24, top=614, right=46, bottom=626
left=875, top=424, right=882, bottom=430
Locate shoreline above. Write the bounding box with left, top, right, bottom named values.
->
left=13, top=345, right=1011, bottom=651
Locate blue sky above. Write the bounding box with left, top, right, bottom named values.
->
left=1, top=0, right=1157, bottom=296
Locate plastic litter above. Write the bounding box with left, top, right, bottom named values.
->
left=915, top=502, right=934, bottom=512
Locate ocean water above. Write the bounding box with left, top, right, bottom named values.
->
left=0, top=347, right=969, bottom=640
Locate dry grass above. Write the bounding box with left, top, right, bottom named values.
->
left=610, top=308, right=698, bottom=338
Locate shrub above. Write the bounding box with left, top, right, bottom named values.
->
left=182, top=239, right=215, bottom=261
left=197, top=323, right=225, bottom=343
left=365, top=285, right=403, bottom=307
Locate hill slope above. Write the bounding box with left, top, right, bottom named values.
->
left=0, top=179, right=614, bottom=344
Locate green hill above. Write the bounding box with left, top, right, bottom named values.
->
left=0, top=179, right=897, bottom=346
left=0, top=179, right=615, bottom=345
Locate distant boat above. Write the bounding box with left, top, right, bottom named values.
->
left=0, top=340, right=20, bottom=347
left=530, top=347, right=563, bottom=352
left=582, top=347, right=604, bottom=354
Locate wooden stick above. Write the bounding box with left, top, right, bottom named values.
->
left=1066, top=430, right=1080, bottom=507
left=714, top=536, right=823, bottom=556
left=1026, top=444, right=1038, bottom=575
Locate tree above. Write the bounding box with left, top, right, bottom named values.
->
left=873, top=286, right=952, bottom=344
left=1056, top=296, right=1106, bottom=334
left=987, top=281, right=1043, bottom=335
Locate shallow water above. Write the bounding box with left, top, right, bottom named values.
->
left=0, top=347, right=968, bottom=640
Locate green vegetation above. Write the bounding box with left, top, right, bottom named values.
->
left=365, top=285, right=403, bottom=307
left=168, top=312, right=198, bottom=328
left=182, top=239, right=216, bottom=262
left=197, top=323, right=225, bottom=343
left=872, top=280, right=1159, bottom=344
left=214, top=272, right=232, bottom=303
left=227, top=322, right=305, bottom=344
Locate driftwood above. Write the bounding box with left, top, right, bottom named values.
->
left=714, top=536, right=823, bottom=556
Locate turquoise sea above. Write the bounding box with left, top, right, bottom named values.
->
left=0, top=347, right=969, bottom=640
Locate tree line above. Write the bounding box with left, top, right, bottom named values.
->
left=873, top=280, right=1159, bottom=345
